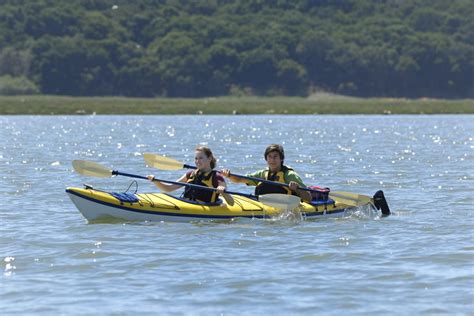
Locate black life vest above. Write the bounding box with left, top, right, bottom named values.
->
left=183, top=170, right=219, bottom=203
left=254, top=165, right=295, bottom=196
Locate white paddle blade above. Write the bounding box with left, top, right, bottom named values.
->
left=143, top=153, right=183, bottom=170
left=258, top=194, right=301, bottom=210
left=72, top=160, right=112, bottom=178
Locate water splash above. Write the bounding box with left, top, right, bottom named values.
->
left=344, top=204, right=380, bottom=220
left=267, top=206, right=306, bottom=223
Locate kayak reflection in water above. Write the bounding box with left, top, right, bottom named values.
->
left=221, top=144, right=312, bottom=202
left=148, top=146, right=233, bottom=204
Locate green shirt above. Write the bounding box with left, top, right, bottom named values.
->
left=246, top=167, right=307, bottom=188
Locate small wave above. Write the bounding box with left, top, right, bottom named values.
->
left=344, top=204, right=380, bottom=220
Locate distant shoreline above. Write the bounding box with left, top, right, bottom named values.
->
left=1, top=95, right=473, bottom=115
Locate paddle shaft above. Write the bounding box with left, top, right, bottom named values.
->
left=181, top=164, right=319, bottom=194
left=112, top=170, right=256, bottom=200
left=182, top=165, right=369, bottom=203
left=144, top=154, right=373, bottom=204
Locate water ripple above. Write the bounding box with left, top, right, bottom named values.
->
left=1, top=115, right=473, bottom=315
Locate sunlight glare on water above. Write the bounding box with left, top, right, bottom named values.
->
left=1, top=115, right=473, bottom=315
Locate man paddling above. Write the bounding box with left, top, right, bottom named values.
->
left=222, top=144, right=312, bottom=202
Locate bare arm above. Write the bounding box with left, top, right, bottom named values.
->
left=147, top=174, right=187, bottom=192
left=216, top=179, right=234, bottom=206
left=288, top=181, right=312, bottom=203
left=297, top=187, right=313, bottom=203
left=220, top=169, right=251, bottom=184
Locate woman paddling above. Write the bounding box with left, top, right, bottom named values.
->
left=147, top=146, right=233, bottom=204
left=222, top=144, right=312, bottom=202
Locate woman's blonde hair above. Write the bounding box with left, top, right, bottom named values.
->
left=195, top=145, right=217, bottom=169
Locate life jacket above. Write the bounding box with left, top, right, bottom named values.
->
left=254, top=165, right=295, bottom=196
left=183, top=170, right=219, bottom=203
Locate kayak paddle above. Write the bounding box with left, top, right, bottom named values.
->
left=143, top=153, right=373, bottom=206
left=144, top=153, right=194, bottom=171
left=259, top=194, right=301, bottom=211
left=72, top=160, right=301, bottom=210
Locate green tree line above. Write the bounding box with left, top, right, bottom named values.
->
left=0, top=0, right=472, bottom=98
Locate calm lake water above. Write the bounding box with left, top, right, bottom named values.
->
left=1, top=115, right=473, bottom=315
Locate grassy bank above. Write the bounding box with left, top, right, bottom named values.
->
left=0, top=94, right=473, bottom=114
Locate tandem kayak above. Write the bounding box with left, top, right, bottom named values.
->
left=66, top=186, right=390, bottom=223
